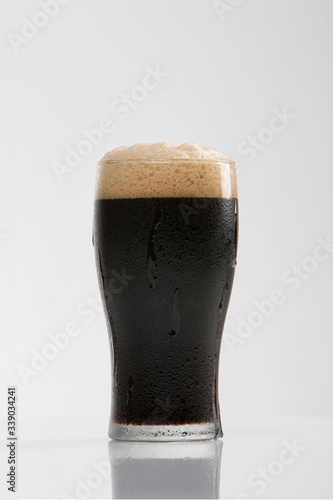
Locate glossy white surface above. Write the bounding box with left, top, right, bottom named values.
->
left=1, top=418, right=332, bottom=499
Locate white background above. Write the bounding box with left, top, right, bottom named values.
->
left=1, top=1, right=333, bottom=498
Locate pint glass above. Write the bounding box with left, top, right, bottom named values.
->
left=93, top=145, right=238, bottom=441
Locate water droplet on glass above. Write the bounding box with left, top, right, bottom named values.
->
left=125, top=375, right=134, bottom=423
left=147, top=206, right=162, bottom=289
left=168, top=288, right=180, bottom=337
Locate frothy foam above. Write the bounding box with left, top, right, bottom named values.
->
left=96, top=142, right=237, bottom=199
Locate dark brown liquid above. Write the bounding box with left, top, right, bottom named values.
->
left=94, top=198, right=238, bottom=425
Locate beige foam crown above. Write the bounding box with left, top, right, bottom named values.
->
left=96, top=142, right=237, bottom=199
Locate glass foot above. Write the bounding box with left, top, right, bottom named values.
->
left=109, top=422, right=222, bottom=441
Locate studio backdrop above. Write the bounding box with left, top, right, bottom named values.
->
left=0, top=0, right=332, bottom=498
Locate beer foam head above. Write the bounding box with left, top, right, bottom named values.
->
left=96, top=142, right=237, bottom=199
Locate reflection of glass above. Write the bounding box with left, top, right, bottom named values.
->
left=108, top=440, right=223, bottom=499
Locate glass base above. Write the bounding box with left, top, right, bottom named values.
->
left=109, top=422, right=222, bottom=442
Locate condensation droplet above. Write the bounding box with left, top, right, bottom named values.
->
left=147, top=205, right=162, bottom=289
left=169, top=288, right=180, bottom=337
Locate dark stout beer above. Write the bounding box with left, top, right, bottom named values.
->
left=93, top=143, right=238, bottom=440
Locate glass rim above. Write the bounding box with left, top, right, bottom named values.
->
left=98, top=158, right=236, bottom=166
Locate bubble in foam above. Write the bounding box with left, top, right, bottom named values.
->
left=96, top=142, right=237, bottom=200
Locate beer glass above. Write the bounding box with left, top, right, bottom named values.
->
left=93, top=151, right=238, bottom=441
